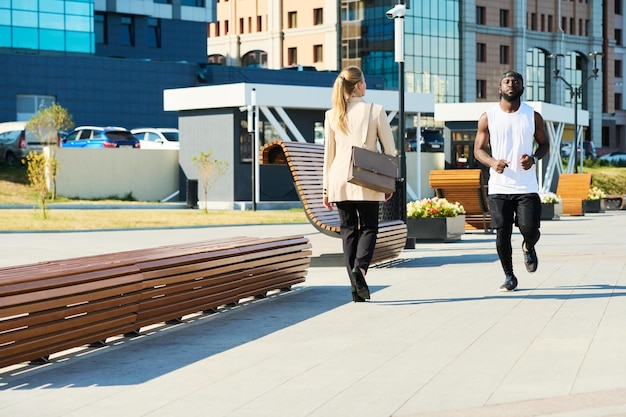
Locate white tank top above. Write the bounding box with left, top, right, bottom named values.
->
left=485, top=102, right=539, bottom=194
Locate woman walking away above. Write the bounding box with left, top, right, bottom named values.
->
left=322, top=66, right=396, bottom=302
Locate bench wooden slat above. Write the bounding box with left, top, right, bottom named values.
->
left=429, top=169, right=491, bottom=232
left=260, top=140, right=407, bottom=264
left=2, top=315, right=138, bottom=367
left=556, top=173, right=592, bottom=216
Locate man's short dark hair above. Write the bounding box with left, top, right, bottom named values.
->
left=500, top=70, right=524, bottom=84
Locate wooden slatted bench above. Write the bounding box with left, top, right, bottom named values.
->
left=260, top=140, right=407, bottom=265
left=429, top=169, right=492, bottom=232
left=556, top=173, right=592, bottom=216
left=605, top=194, right=625, bottom=210
left=0, top=236, right=311, bottom=369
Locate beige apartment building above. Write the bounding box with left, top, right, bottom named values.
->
left=207, top=1, right=625, bottom=153
left=207, top=0, right=340, bottom=70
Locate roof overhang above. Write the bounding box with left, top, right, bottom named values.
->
left=434, top=101, right=589, bottom=126
left=164, top=83, right=435, bottom=114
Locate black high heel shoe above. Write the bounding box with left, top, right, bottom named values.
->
left=348, top=275, right=366, bottom=302
left=351, top=267, right=370, bottom=300
left=351, top=289, right=366, bottom=302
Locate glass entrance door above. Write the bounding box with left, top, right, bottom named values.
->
left=450, top=130, right=490, bottom=181
left=451, top=131, right=479, bottom=169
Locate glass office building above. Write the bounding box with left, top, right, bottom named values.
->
left=346, top=0, right=460, bottom=104
left=0, top=0, right=94, bottom=54
left=404, top=0, right=460, bottom=103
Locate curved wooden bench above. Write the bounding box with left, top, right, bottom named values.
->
left=0, top=236, right=311, bottom=368
left=556, top=173, right=592, bottom=216
left=429, top=169, right=492, bottom=232
left=260, top=140, right=407, bottom=265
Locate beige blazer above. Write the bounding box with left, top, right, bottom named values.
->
left=323, top=97, right=396, bottom=203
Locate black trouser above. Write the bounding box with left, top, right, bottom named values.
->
left=335, top=201, right=379, bottom=279
left=488, top=193, right=541, bottom=276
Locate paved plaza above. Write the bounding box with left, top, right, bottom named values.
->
left=1, top=210, right=626, bottom=417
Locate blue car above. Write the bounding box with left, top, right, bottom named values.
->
left=61, top=126, right=140, bottom=148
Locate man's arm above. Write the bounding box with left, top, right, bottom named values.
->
left=532, top=111, right=549, bottom=159
left=520, top=111, right=550, bottom=170
left=474, top=112, right=509, bottom=174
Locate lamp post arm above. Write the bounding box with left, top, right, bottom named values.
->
left=553, top=73, right=573, bottom=91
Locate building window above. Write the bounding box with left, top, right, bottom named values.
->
left=224, top=20, right=229, bottom=35
left=313, top=44, right=323, bottom=63
left=476, top=43, right=486, bottom=62
left=616, top=93, right=623, bottom=110
left=121, top=16, right=134, bottom=46
left=617, top=0, right=623, bottom=15
left=616, top=60, right=623, bottom=78
left=95, top=13, right=107, bottom=44
left=314, top=8, right=323, bottom=25
left=208, top=54, right=226, bottom=64
left=477, top=80, right=486, bottom=99
left=541, top=14, right=545, bottom=31
left=181, top=0, right=205, bottom=6
left=287, top=11, right=297, bottom=29
left=548, top=15, right=553, bottom=32
left=242, top=50, right=267, bottom=68
left=530, top=13, right=537, bottom=30
left=341, top=1, right=363, bottom=21
left=148, top=18, right=161, bottom=48
left=239, top=18, right=244, bottom=34
left=248, top=17, right=252, bottom=33
left=526, top=48, right=547, bottom=101
left=578, top=19, right=583, bottom=35
left=342, top=39, right=360, bottom=60
left=500, top=45, right=509, bottom=64
left=476, top=6, right=486, bottom=25
left=617, top=29, right=623, bottom=46
left=154, top=0, right=171, bottom=3
left=562, top=17, right=567, bottom=33
left=570, top=18, right=574, bottom=34
left=257, top=16, right=262, bottom=31
left=500, top=10, right=509, bottom=27
left=17, top=95, right=55, bottom=121
left=288, top=47, right=297, bottom=65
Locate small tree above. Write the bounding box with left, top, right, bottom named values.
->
left=25, top=152, right=56, bottom=219
left=25, top=103, right=74, bottom=199
left=192, top=150, right=228, bottom=213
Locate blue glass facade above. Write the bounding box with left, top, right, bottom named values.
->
left=358, top=0, right=460, bottom=103
left=404, top=0, right=460, bottom=103
left=0, top=0, right=94, bottom=54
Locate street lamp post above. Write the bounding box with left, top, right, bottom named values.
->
left=548, top=52, right=603, bottom=174
left=386, top=1, right=406, bottom=223
left=386, top=1, right=414, bottom=249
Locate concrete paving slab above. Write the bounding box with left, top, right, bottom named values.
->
left=1, top=211, right=626, bottom=416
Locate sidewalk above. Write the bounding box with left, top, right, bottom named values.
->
left=1, top=212, right=626, bottom=417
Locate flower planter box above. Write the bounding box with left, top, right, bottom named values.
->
left=583, top=199, right=604, bottom=213
left=406, top=215, right=465, bottom=243
left=541, top=203, right=562, bottom=220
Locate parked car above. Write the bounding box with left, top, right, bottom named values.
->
left=61, top=126, right=140, bottom=148
left=560, top=140, right=596, bottom=159
left=0, top=121, right=29, bottom=166
left=407, top=128, right=444, bottom=152
left=131, top=128, right=179, bottom=150
left=599, top=151, right=626, bottom=164
left=560, top=141, right=572, bottom=157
